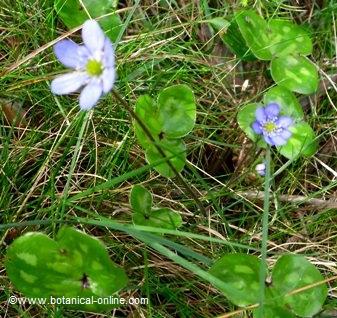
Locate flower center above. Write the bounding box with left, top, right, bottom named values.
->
left=86, top=59, right=103, bottom=76
left=263, top=121, right=277, bottom=133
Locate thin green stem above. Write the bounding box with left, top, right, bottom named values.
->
left=258, top=146, right=271, bottom=317
left=58, top=111, right=90, bottom=222
left=112, top=90, right=206, bottom=215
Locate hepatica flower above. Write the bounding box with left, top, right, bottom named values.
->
left=255, top=162, right=266, bottom=176
left=51, top=20, right=115, bottom=110
left=252, top=103, right=293, bottom=146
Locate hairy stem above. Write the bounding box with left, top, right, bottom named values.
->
left=258, top=146, right=271, bottom=317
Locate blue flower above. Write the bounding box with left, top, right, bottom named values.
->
left=51, top=20, right=115, bottom=110
left=252, top=103, right=293, bottom=146
left=255, top=162, right=266, bottom=176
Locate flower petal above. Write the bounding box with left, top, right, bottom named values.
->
left=82, top=20, right=105, bottom=54
left=79, top=80, right=103, bottom=110
left=265, top=103, right=280, bottom=118
left=255, top=163, right=266, bottom=176
left=77, top=45, right=91, bottom=66
left=54, top=40, right=82, bottom=68
left=276, top=116, right=293, bottom=128
left=270, top=135, right=287, bottom=146
left=252, top=121, right=262, bottom=134
left=103, top=38, right=115, bottom=67
left=255, top=107, right=267, bottom=123
left=280, top=129, right=292, bottom=140
left=263, top=135, right=274, bottom=145
left=102, top=67, right=116, bottom=93
left=51, top=72, right=88, bottom=95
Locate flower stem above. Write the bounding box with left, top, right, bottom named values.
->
left=59, top=111, right=90, bottom=221
left=258, top=146, right=271, bottom=317
left=112, top=90, right=206, bottom=215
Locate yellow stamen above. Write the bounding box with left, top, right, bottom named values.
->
left=86, top=60, right=103, bottom=76
left=263, top=122, right=277, bottom=133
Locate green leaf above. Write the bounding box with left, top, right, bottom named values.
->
left=133, top=208, right=182, bottom=230
left=209, top=253, right=263, bottom=306
left=253, top=288, right=296, bottom=317
left=235, top=10, right=273, bottom=60
left=5, top=227, right=128, bottom=312
left=5, top=232, right=60, bottom=297
left=237, top=103, right=266, bottom=147
left=279, top=122, right=317, bottom=159
left=271, top=255, right=328, bottom=317
left=134, top=95, right=163, bottom=149
left=253, top=306, right=295, bottom=318
left=158, top=84, right=196, bottom=138
left=237, top=103, right=259, bottom=142
left=268, top=19, right=312, bottom=57
left=146, top=139, right=186, bottom=178
left=130, top=185, right=152, bottom=215
left=263, top=86, right=304, bottom=119
left=270, top=55, right=318, bottom=94
left=54, top=0, right=122, bottom=42
left=209, top=18, right=256, bottom=61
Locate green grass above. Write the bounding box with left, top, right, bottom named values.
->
left=1, top=0, right=337, bottom=317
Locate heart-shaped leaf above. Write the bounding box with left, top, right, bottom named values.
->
left=209, top=253, right=263, bottom=306
left=133, top=208, right=182, bottom=229
left=146, top=139, right=186, bottom=178
left=235, top=10, right=273, bottom=60
left=271, top=255, right=328, bottom=317
left=279, top=122, right=317, bottom=159
left=130, top=185, right=152, bottom=215
left=5, top=227, right=128, bottom=311
left=158, top=84, right=196, bottom=138
left=263, top=86, right=304, bottom=119
left=268, top=19, right=312, bottom=57
left=271, top=55, right=318, bottom=94
left=54, top=0, right=122, bottom=42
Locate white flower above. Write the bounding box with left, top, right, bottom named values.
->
left=51, top=20, right=116, bottom=110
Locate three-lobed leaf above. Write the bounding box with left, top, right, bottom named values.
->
left=130, top=186, right=182, bottom=230
left=134, top=85, right=195, bottom=178
left=133, top=208, right=182, bottom=229
left=209, top=253, right=327, bottom=317
left=5, top=227, right=128, bottom=311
